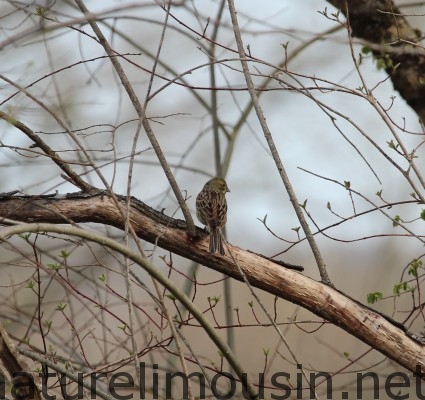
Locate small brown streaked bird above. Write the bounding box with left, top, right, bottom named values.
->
left=196, top=177, right=230, bottom=255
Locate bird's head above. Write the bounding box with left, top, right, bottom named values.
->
left=205, top=177, right=230, bottom=194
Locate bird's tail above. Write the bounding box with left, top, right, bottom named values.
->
left=210, top=227, right=225, bottom=255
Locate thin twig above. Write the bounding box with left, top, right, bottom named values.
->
left=0, top=111, right=92, bottom=192
left=18, top=348, right=111, bottom=400
left=74, top=0, right=197, bottom=238
left=224, top=237, right=319, bottom=400
left=0, top=222, right=253, bottom=399
left=225, top=0, right=330, bottom=285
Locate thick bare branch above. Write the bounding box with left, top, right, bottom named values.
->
left=0, top=192, right=423, bottom=377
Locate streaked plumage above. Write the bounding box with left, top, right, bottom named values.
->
left=196, top=177, right=230, bottom=255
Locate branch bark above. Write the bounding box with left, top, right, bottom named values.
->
left=0, top=323, right=42, bottom=400
left=0, top=192, right=424, bottom=376
left=327, top=0, right=425, bottom=122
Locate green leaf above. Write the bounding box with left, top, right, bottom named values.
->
left=393, top=282, right=409, bottom=295
left=408, top=259, right=423, bottom=277
left=367, top=292, right=383, bottom=304
left=48, top=263, right=62, bottom=271
left=60, top=249, right=70, bottom=259
left=36, top=7, right=47, bottom=17
left=26, top=280, right=35, bottom=289
left=392, top=215, right=401, bottom=227
left=387, top=140, right=397, bottom=150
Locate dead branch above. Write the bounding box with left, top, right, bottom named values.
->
left=0, top=191, right=423, bottom=377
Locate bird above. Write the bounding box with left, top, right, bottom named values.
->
left=196, top=177, right=230, bottom=255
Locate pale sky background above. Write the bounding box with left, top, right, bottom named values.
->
left=1, top=1, right=425, bottom=397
